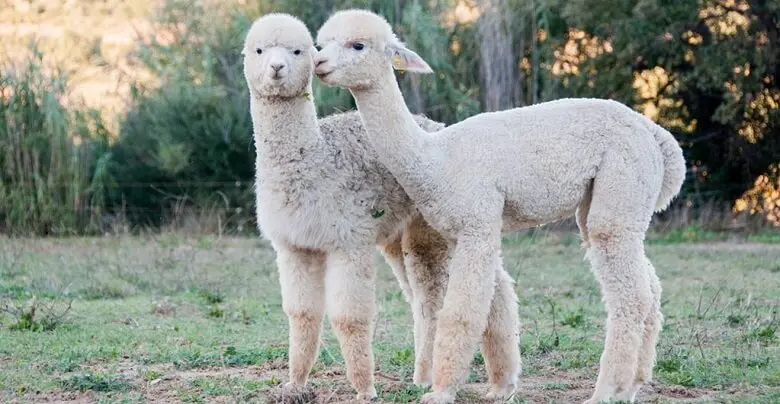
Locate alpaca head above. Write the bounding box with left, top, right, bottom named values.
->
left=314, top=9, right=432, bottom=90
left=243, top=13, right=315, bottom=99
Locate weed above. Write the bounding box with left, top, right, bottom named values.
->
left=2, top=297, right=72, bottom=331
left=380, top=384, right=428, bottom=402
left=199, top=289, right=224, bottom=305
left=142, top=369, right=164, bottom=382
left=748, top=326, right=777, bottom=345
left=59, top=372, right=130, bottom=392
left=190, top=378, right=231, bottom=396
left=207, top=307, right=224, bottom=318
left=389, top=347, right=414, bottom=367
left=560, top=308, right=586, bottom=328
left=726, top=313, right=748, bottom=327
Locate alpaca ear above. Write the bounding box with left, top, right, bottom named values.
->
left=385, top=43, right=433, bottom=73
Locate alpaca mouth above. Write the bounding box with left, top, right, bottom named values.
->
left=314, top=68, right=333, bottom=79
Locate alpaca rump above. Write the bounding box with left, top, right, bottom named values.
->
left=243, top=13, right=521, bottom=400
left=314, top=9, right=685, bottom=404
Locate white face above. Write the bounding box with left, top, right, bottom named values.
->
left=313, top=39, right=384, bottom=89
left=313, top=24, right=433, bottom=90
left=243, top=18, right=315, bottom=99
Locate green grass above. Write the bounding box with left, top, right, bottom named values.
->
left=1, top=233, right=779, bottom=402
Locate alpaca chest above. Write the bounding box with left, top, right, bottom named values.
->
left=254, top=183, right=378, bottom=249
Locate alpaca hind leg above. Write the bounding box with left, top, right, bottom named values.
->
left=630, top=257, right=663, bottom=400
left=379, top=234, right=414, bottom=304
left=421, top=231, right=500, bottom=404
left=576, top=180, right=593, bottom=248
left=325, top=248, right=377, bottom=400
left=584, top=231, right=652, bottom=404
left=403, top=215, right=449, bottom=386
left=482, top=266, right=521, bottom=400
left=276, top=245, right=326, bottom=387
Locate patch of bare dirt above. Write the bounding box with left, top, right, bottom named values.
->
left=7, top=391, right=96, bottom=404
left=13, top=360, right=760, bottom=403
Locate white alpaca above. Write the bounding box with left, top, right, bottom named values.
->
left=314, top=9, right=686, bottom=404
left=243, top=13, right=521, bottom=400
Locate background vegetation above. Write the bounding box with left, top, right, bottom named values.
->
left=0, top=0, right=778, bottom=234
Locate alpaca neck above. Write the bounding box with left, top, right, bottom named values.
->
left=251, top=85, right=322, bottom=171
left=351, top=69, right=436, bottom=198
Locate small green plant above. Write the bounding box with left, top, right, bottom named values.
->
left=380, top=384, right=429, bottom=402
left=726, top=313, right=748, bottom=327
left=199, top=289, right=224, bottom=304
left=190, top=378, right=231, bottom=396
left=142, top=369, right=164, bottom=382
left=59, top=372, right=131, bottom=392
left=389, top=347, right=415, bottom=367
left=560, top=308, right=586, bottom=328
left=748, top=325, right=777, bottom=345
left=207, top=307, right=224, bottom=318
left=2, top=297, right=72, bottom=332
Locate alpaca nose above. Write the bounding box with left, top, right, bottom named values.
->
left=314, top=57, right=327, bottom=67
left=271, top=63, right=285, bottom=72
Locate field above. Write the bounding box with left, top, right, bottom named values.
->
left=1, top=232, right=779, bottom=403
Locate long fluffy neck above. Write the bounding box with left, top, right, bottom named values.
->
left=251, top=85, right=321, bottom=172
left=351, top=68, right=436, bottom=199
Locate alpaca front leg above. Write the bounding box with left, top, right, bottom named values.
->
left=325, top=249, right=377, bottom=400
left=482, top=267, right=521, bottom=400
left=276, top=245, right=326, bottom=388
left=422, top=233, right=500, bottom=404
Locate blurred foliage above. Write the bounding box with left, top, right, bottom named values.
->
left=1, top=0, right=778, bottom=232
left=0, top=48, right=111, bottom=235
left=106, top=0, right=255, bottom=229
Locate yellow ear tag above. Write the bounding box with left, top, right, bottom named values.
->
left=392, top=54, right=406, bottom=73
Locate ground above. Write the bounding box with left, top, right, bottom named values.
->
left=1, top=231, right=779, bottom=403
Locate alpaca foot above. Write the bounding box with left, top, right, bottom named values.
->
left=268, top=382, right=316, bottom=404
left=583, top=385, right=636, bottom=404
left=486, top=383, right=516, bottom=401
left=420, top=391, right=455, bottom=404
left=356, top=386, right=377, bottom=401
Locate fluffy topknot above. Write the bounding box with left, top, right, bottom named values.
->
left=316, top=9, right=399, bottom=48
left=244, top=13, right=313, bottom=51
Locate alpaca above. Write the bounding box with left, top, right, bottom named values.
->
left=314, top=9, right=686, bottom=404
left=243, top=13, right=521, bottom=400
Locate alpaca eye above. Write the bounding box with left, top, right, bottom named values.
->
left=256, top=48, right=262, bottom=55
left=294, top=49, right=301, bottom=55
left=352, top=43, right=365, bottom=51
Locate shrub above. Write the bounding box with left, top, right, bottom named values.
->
left=0, top=48, right=111, bottom=235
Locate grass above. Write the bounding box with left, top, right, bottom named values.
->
left=1, top=232, right=779, bottom=402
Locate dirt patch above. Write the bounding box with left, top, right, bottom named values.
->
left=12, top=361, right=766, bottom=403
left=6, top=391, right=96, bottom=404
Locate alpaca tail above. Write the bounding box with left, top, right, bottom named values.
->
left=650, top=122, right=686, bottom=212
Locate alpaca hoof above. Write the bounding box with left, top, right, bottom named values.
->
left=356, top=386, right=377, bottom=401
left=420, top=391, right=455, bottom=404
left=583, top=390, right=636, bottom=404
left=486, top=383, right=516, bottom=401
left=267, top=382, right=316, bottom=404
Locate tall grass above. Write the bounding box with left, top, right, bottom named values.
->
left=0, top=48, right=110, bottom=235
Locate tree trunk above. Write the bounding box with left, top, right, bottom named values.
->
left=477, top=0, right=517, bottom=111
